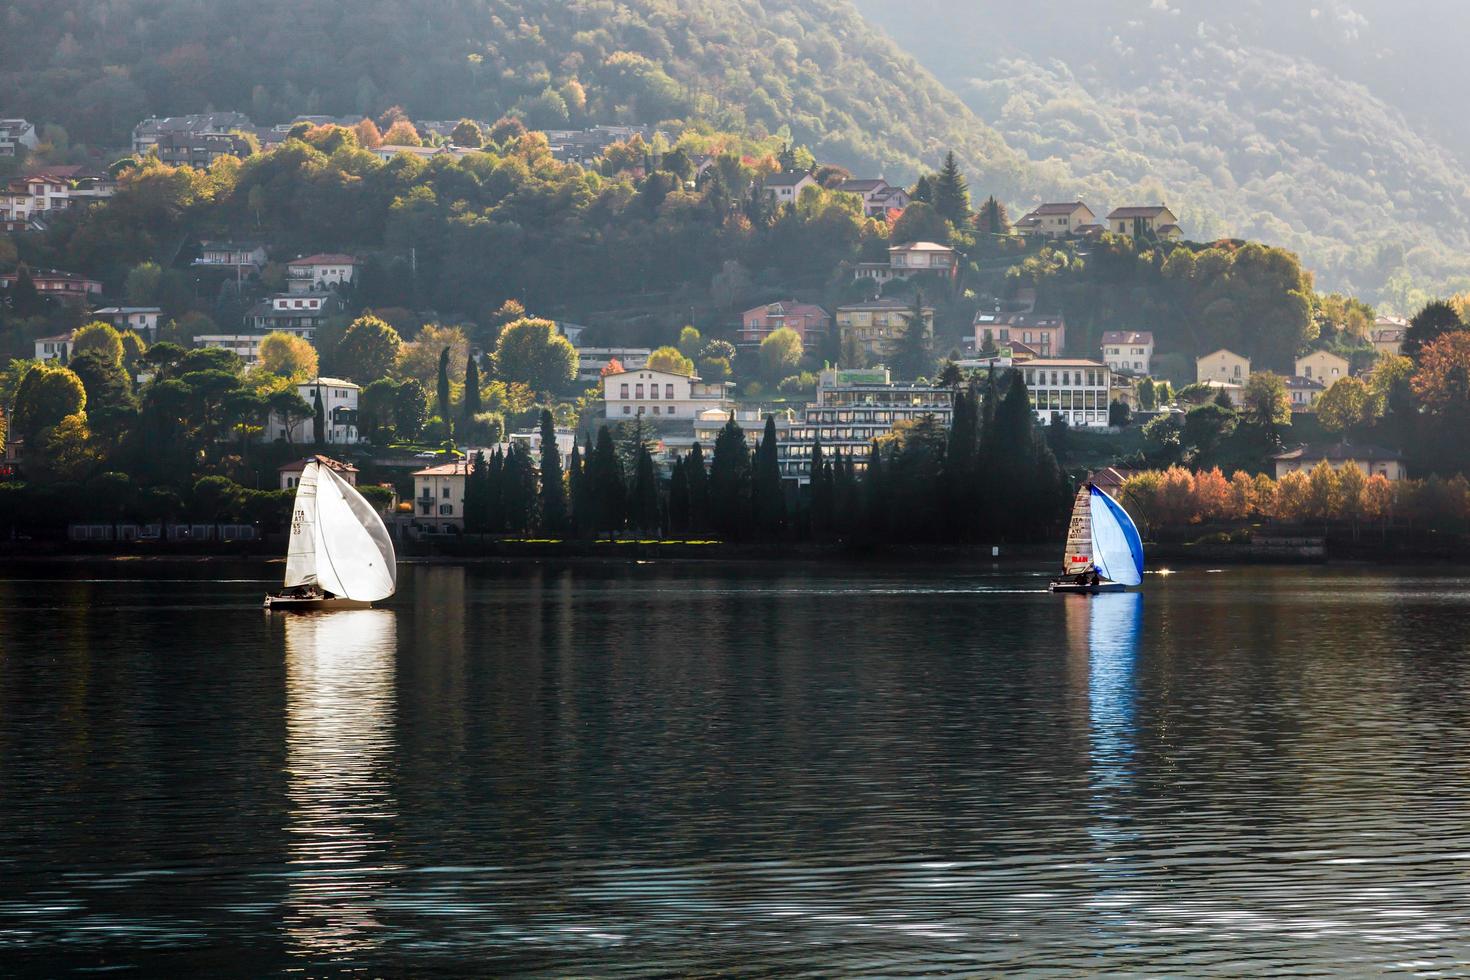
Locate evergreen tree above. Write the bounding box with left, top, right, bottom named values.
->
left=436, top=346, right=451, bottom=421
left=487, top=449, right=506, bottom=532
left=631, top=445, right=660, bottom=533
left=893, top=289, right=933, bottom=380
left=462, top=351, right=481, bottom=423
left=863, top=443, right=887, bottom=540
left=10, top=265, right=42, bottom=316
left=312, top=386, right=325, bottom=444
left=502, top=442, right=538, bottom=532
left=974, top=194, right=1010, bottom=236
left=910, top=174, right=933, bottom=204
left=752, top=414, right=786, bottom=537
left=943, top=386, right=980, bottom=538
left=834, top=450, right=860, bottom=537
left=932, top=151, right=970, bottom=225
left=587, top=426, right=626, bottom=537
left=464, top=450, right=490, bottom=532
left=537, top=408, right=567, bottom=533
left=686, top=441, right=709, bottom=532
left=567, top=439, right=587, bottom=536
left=810, top=437, right=832, bottom=538
left=709, top=416, right=752, bottom=538
left=669, top=457, right=691, bottom=533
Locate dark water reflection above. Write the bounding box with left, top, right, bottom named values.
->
left=3, top=562, right=1470, bottom=974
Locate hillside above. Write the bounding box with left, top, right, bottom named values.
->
left=852, top=0, right=1470, bottom=309
left=0, top=0, right=1029, bottom=196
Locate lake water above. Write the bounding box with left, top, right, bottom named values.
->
left=3, top=560, right=1470, bottom=975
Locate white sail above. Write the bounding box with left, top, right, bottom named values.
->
left=283, top=464, right=320, bottom=589
left=311, top=464, right=397, bottom=603
left=1088, top=486, right=1145, bottom=587
left=1062, top=485, right=1094, bottom=576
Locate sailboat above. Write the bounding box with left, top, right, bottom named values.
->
left=264, top=459, right=398, bottom=611
left=1049, top=483, right=1145, bottom=594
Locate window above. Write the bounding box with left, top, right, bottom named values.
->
left=620, top=383, right=629, bottom=399
left=668, top=406, right=676, bottom=415
left=623, top=406, right=631, bottom=415
left=442, top=486, right=451, bottom=499
left=665, top=383, right=675, bottom=399
left=439, top=505, right=453, bottom=516
left=635, top=384, right=644, bottom=399
left=652, top=405, right=660, bottom=415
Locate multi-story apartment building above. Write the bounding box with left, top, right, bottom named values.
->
left=575, top=346, right=651, bottom=382
left=837, top=299, right=934, bottom=359
left=132, top=113, right=254, bottom=154
left=0, top=267, right=102, bottom=302
left=286, top=253, right=359, bottom=293
left=1019, top=359, right=1114, bottom=429
left=1100, top=331, right=1154, bottom=375
left=602, top=367, right=735, bottom=421
left=245, top=293, right=341, bottom=340
left=974, top=312, right=1067, bottom=357
left=155, top=131, right=254, bottom=168
left=739, top=301, right=831, bottom=345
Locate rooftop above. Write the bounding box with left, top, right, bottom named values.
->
left=1285, top=376, right=1325, bottom=391
left=1273, top=442, right=1404, bottom=463
left=300, top=377, right=360, bottom=390
left=1101, top=331, right=1155, bottom=345
left=413, top=460, right=471, bottom=477
left=836, top=178, right=888, bottom=192
left=1107, top=205, right=1175, bottom=219
left=1029, top=202, right=1091, bottom=216
left=288, top=253, right=358, bottom=266
left=889, top=240, right=955, bottom=252
left=278, top=454, right=358, bottom=474
left=763, top=171, right=812, bottom=187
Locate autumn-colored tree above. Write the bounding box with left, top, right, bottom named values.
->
left=1228, top=469, right=1256, bottom=518
left=337, top=315, right=403, bottom=383
left=257, top=331, right=318, bottom=379
left=600, top=358, right=624, bottom=377
left=1252, top=473, right=1277, bottom=517
left=353, top=118, right=383, bottom=148
left=72, top=322, right=125, bottom=364
left=1157, top=466, right=1197, bottom=525
left=1305, top=461, right=1343, bottom=520
left=647, top=345, right=695, bottom=377
left=1411, top=331, right=1470, bottom=413
left=1337, top=463, right=1367, bottom=524
left=1361, top=474, right=1395, bottom=523
left=1316, top=376, right=1374, bottom=434
left=398, top=324, right=469, bottom=388
left=382, top=119, right=422, bottom=147
left=1274, top=470, right=1312, bottom=520
left=1193, top=467, right=1231, bottom=519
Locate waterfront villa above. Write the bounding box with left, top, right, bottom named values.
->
left=1271, top=443, right=1406, bottom=482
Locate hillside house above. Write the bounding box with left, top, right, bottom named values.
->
left=194, top=241, right=267, bottom=273
left=92, top=306, right=161, bottom=341
left=245, top=293, right=340, bottom=340
left=0, top=119, right=39, bottom=157
left=286, top=253, right=359, bottom=293
left=278, top=455, right=358, bottom=490
left=132, top=113, right=253, bottom=154
left=1197, top=349, right=1250, bottom=384
left=1371, top=316, right=1407, bottom=358
left=1106, top=205, right=1181, bottom=240
left=0, top=267, right=102, bottom=301
left=1286, top=375, right=1325, bottom=412
left=740, top=301, right=831, bottom=344
left=603, top=367, right=735, bottom=421
left=34, top=331, right=74, bottom=362
left=761, top=171, right=817, bottom=206
left=412, top=459, right=470, bottom=533
left=888, top=241, right=959, bottom=278
left=974, top=312, right=1066, bottom=357
left=156, top=131, right=254, bottom=168
left=261, top=378, right=361, bottom=444
left=1272, top=443, right=1406, bottom=482
left=574, top=346, right=651, bottom=382
left=838, top=299, right=935, bottom=359
left=835, top=178, right=911, bottom=218
left=1016, top=202, right=1097, bottom=239
left=1021, top=359, right=1114, bottom=429
left=1295, top=350, right=1350, bottom=384
left=1100, top=330, right=1153, bottom=375
left=194, top=334, right=266, bottom=366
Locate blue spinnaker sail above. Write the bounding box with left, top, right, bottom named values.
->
left=1088, top=486, right=1145, bottom=587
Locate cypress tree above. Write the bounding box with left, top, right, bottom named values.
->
left=810, top=436, right=831, bottom=539
left=932, top=151, right=971, bottom=225
left=537, top=409, right=568, bottom=533
left=487, top=448, right=506, bottom=532
left=669, top=457, right=690, bottom=533
left=894, top=288, right=933, bottom=380
left=464, top=450, right=489, bottom=532
left=862, top=443, right=887, bottom=540
left=752, top=414, right=786, bottom=538
left=567, top=440, right=586, bottom=537
left=463, top=351, right=481, bottom=423
left=709, top=416, right=752, bottom=538
left=502, top=443, right=538, bottom=533
left=312, top=386, right=326, bottom=444
left=944, top=386, right=979, bottom=539
left=632, top=445, right=660, bottom=533
left=686, top=441, right=709, bottom=532
left=436, top=346, right=451, bottom=422
left=588, top=425, right=626, bottom=538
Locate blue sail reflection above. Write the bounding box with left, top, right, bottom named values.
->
left=1087, top=591, right=1143, bottom=799
left=282, top=610, right=400, bottom=961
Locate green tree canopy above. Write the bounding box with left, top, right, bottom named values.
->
left=336, top=315, right=402, bottom=384
left=491, top=318, right=578, bottom=392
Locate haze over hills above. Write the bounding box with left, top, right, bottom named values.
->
left=852, top=0, right=1470, bottom=308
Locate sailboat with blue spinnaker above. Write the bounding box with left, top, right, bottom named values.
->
left=1049, top=483, right=1145, bottom=594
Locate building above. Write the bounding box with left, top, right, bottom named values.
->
left=761, top=171, right=817, bottom=206
left=132, top=113, right=253, bottom=154
left=245, top=293, right=341, bottom=340
left=739, top=301, right=831, bottom=344
left=574, top=346, right=651, bottom=382
left=1286, top=375, right=1325, bottom=412
left=368, top=144, right=472, bottom=163
left=545, top=125, right=658, bottom=165
left=1197, top=349, right=1250, bottom=384
left=260, top=378, right=362, bottom=443
left=278, top=454, right=358, bottom=490
left=286, top=253, right=359, bottom=293
left=1272, top=443, right=1407, bottom=482
left=835, top=178, right=911, bottom=218
left=602, top=368, right=735, bottom=421
left=411, top=458, right=470, bottom=532
left=887, top=241, right=959, bottom=279
left=1100, top=331, right=1154, bottom=375
left=1296, top=350, right=1350, bottom=384
left=837, top=299, right=934, bottom=359
left=92, top=306, right=161, bottom=341
left=974, top=312, right=1067, bottom=357
left=1020, top=359, right=1114, bottom=429
left=773, top=368, right=955, bottom=483
left=194, top=334, right=266, bottom=366
left=0, top=119, right=39, bottom=156
left=1016, top=202, right=1097, bottom=239
left=0, top=172, right=72, bottom=223
left=155, top=131, right=253, bottom=168
left=505, top=427, right=578, bottom=461
left=1371, top=316, right=1407, bottom=358
left=1106, top=205, right=1182, bottom=240
left=194, top=241, right=267, bottom=273
left=34, top=331, right=74, bottom=362
left=0, top=267, right=102, bottom=301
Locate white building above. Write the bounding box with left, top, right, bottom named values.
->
left=0, top=119, right=40, bottom=157
left=194, top=334, right=266, bottom=366
left=34, top=331, right=74, bottom=362
left=278, top=454, right=358, bottom=490
left=411, top=459, right=470, bottom=533
left=1020, top=359, right=1114, bottom=429
left=1016, top=201, right=1097, bottom=239
left=286, top=253, right=359, bottom=294
left=1100, top=331, right=1154, bottom=375
left=245, top=293, right=340, bottom=340
left=262, top=378, right=362, bottom=444
left=761, top=171, right=817, bottom=206
left=602, top=368, right=734, bottom=421
left=92, top=306, right=162, bottom=341
left=194, top=241, right=267, bottom=273
left=575, top=346, right=651, bottom=382
left=834, top=178, right=911, bottom=218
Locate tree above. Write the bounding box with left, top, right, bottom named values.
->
left=1316, top=376, right=1374, bottom=435
left=72, top=322, right=125, bottom=364
left=257, top=331, right=318, bottom=379
left=752, top=414, right=786, bottom=537
left=29, top=413, right=101, bottom=484
left=677, top=326, right=703, bottom=361
left=686, top=441, right=709, bottom=531
left=464, top=450, right=491, bottom=532
left=1241, top=371, right=1292, bottom=444
left=267, top=389, right=313, bottom=443
left=647, top=345, right=695, bottom=376
left=630, top=445, right=660, bottom=532
left=587, top=426, right=625, bottom=536
left=1182, top=402, right=1237, bottom=462
left=709, top=415, right=752, bottom=537
left=501, top=443, right=538, bottom=532
left=394, top=380, right=429, bottom=439
left=69, top=349, right=136, bottom=441
left=538, top=409, right=568, bottom=534
left=312, top=386, right=325, bottom=444
left=436, top=346, right=452, bottom=421
left=1109, top=399, right=1132, bottom=427
left=397, top=324, right=469, bottom=387
left=337, top=315, right=402, bottom=383
left=12, top=363, right=85, bottom=443
left=382, top=119, right=422, bottom=147
left=451, top=119, right=484, bottom=148
left=931, top=151, right=970, bottom=225
left=491, top=318, right=578, bottom=392
left=891, top=291, right=933, bottom=380
left=1403, top=300, right=1464, bottom=359
left=974, top=195, right=1010, bottom=236
left=755, top=329, right=803, bottom=387
left=1137, top=377, right=1156, bottom=410
left=890, top=201, right=949, bottom=244
left=1411, top=331, right=1470, bottom=414
left=462, top=351, right=481, bottom=423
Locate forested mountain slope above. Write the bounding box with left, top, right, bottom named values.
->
left=853, top=0, right=1470, bottom=308
left=1, top=0, right=1030, bottom=195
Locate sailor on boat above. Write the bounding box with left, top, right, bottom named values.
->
left=1049, top=481, right=1145, bottom=595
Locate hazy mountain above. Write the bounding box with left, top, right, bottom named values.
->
left=851, top=0, right=1470, bottom=307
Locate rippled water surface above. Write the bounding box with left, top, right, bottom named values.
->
left=4, top=561, right=1470, bottom=975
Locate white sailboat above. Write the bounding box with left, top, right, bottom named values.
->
left=264, top=459, right=397, bottom=611
left=1049, top=483, right=1145, bottom=594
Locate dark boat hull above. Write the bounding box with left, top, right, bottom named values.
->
left=1049, top=580, right=1127, bottom=594
left=263, top=594, right=375, bottom=611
